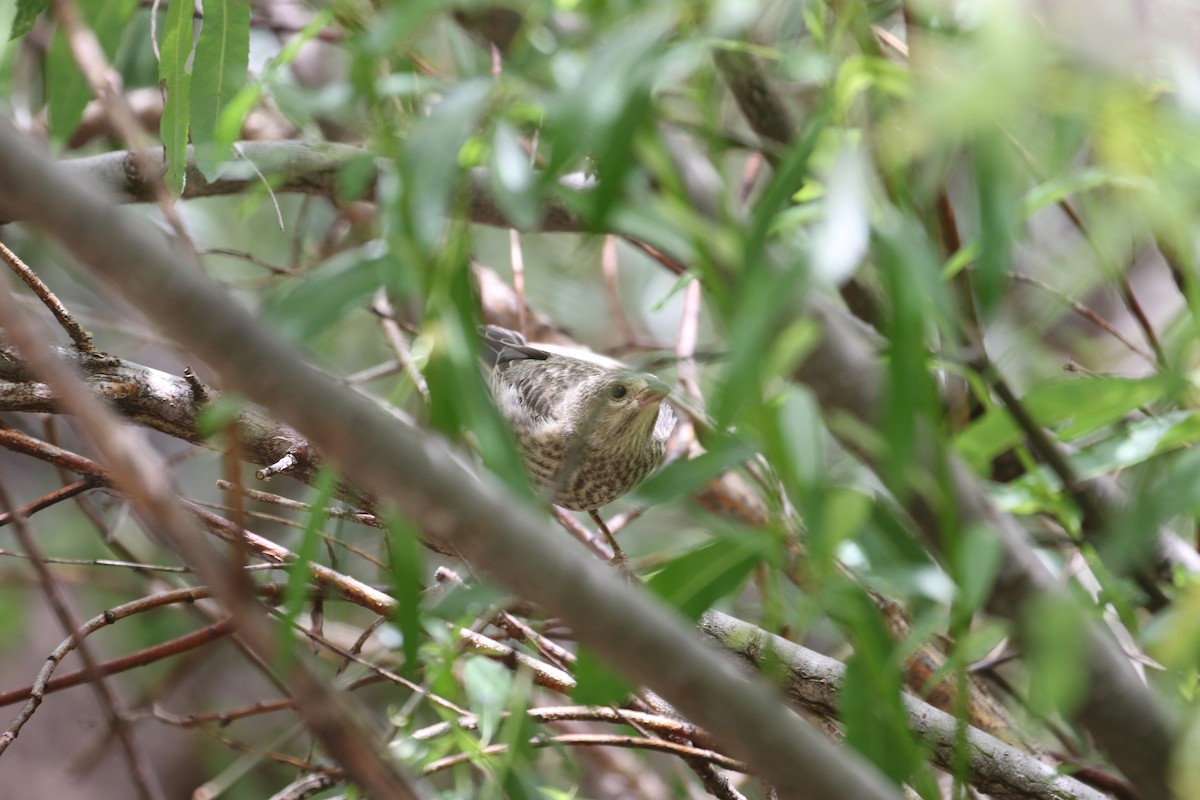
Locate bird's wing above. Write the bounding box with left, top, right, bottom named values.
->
left=482, top=326, right=564, bottom=422
left=495, top=361, right=562, bottom=423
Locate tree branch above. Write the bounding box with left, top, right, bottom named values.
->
left=702, top=611, right=1110, bottom=800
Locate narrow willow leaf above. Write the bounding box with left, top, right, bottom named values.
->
left=955, top=375, right=1181, bottom=473
left=10, top=0, right=46, bottom=40
left=45, top=0, right=137, bottom=144
left=158, top=0, right=195, bottom=194
left=463, top=656, right=513, bottom=744
left=190, top=0, right=250, bottom=176
left=837, top=589, right=923, bottom=784
left=488, top=120, right=538, bottom=230
left=215, top=10, right=332, bottom=149
left=385, top=514, right=425, bottom=679
left=1024, top=595, right=1087, bottom=716
left=973, top=134, right=1018, bottom=318
left=401, top=78, right=492, bottom=252
left=645, top=536, right=762, bottom=620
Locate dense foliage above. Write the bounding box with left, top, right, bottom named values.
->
left=0, top=0, right=1197, bottom=798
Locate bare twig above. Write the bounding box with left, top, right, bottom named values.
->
left=0, top=240, right=98, bottom=352
left=0, top=619, right=234, bottom=709
left=0, top=475, right=100, bottom=527
left=422, top=733, right=748, bottom=776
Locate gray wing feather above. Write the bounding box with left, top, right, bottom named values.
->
left=480, top=325, right=550, bottom=368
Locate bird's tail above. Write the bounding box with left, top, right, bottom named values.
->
left=479, top=325, right=548, bottom=368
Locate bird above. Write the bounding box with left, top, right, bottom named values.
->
left=481, top=324, right=676, bottom=524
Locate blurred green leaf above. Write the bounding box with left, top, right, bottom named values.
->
left=1023, top=595, right=1087, bottom=716
left=45, top=0, right=137, bottom=144
left=837, top=588, right=923, bottom=784
left=420, top=232, right=530, bottom=494
left=1148, top=577, right=1200, bottom=672
left=876, top=224, right=944, bottom=492
left=265, top=243, right=387, bottom=343
left=544, top=11, right=673, bottom=181
left=190, top=0, right=250, bottom=176
left=645, top=535, right=761, bottom=620
left=634, top=435, right=755, bottom=505
left=385, top=513, right=425, bottom=678
left=195, top=396, right=244, bottom=439
left=951, top=524, right=1003, bottom=624
left=956, top=375, right=1182, bottom=473
left=973, top=134, right=1018, bottom=318
left=1022, top=167, right=1154, bottom=217
left=158, top=0, right=194, bottom=194
left=216, top=10, right=332, bottom=149
left=10, top=0, right=46, bottom=41
left=423, top=581, right=508, bottom=622
left=711, top=110, right=827, bottom=424
left=1100, top=448, right=1200, bottom=575
left=463, top=656, right=513, bottom=744
left=572, top=647, right=631, bottom=706
left=834, top=54, right=911, bottom=117
left=488, top=120, right=539, bottom=230
left=401, top=78, right=492, bottom=252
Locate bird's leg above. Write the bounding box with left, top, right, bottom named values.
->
left=588, top=509, right=626, bottom=565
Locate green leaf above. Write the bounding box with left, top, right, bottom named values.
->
left=488, top=120, right=538, bottom=230
left=634, top=435, right=755, bottom=505
left=463, top=656, right=513, bottom=744
left=951, top=524, right=1003, bottom=623
left=876, top=224, right=944, bottom=492
left=190, top=0, right=251, bottom=176
left=973, top=134, right=1018, bottom=318
left=955, top=375, right=1181, bottom=473
left=10, top=0, right=46, bottom=40
left=712, top=110, right=827, bottom=425
left=836, top=588, right=922, bottom=783
left=645, top=536, right=761, bottom=620
left=833, top=54, right=911, bottom=117
left=423, top=581, right=508, bottom=622
left=1023, top=595, right=1087, bottom=716
left=399, top=79, right=492, bottom=251
left=572, top=647, right=632, bottom=706
left=385, top=513, right=425, bottom=679
left=45, top=0, right=137, bottom=144
left=264, top=243, right=388, bottom=343
left=215, top=9, right=332, bottom=150
left=1101, top=447, right=1200, bottom=575
left=158, top=0, right=195, bottom=194
left=1022, top=167, right=1154, bottom=218
left=1069, top=410, right=1200, bottom=480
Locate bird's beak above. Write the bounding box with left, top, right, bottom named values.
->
left=635, top=379, right=670, bottom=409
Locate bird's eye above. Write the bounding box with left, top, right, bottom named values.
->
left=609, top=383, right=628, bottom=400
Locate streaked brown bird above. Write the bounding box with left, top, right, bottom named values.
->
left=482, top=325, right=676, bottom=514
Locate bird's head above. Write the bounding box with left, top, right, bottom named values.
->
left=573, top=370, right=673, bottom=449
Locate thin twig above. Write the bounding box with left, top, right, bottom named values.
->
left=0, top=619, right=234, bottom=709
left=509, top=229, right=529, bottom=336
left=1007, top=271, right=1157, bottom=364
left=370, top=288, right=430, bottom=401
left=422, top=733, right=748, bottom=776
left=602, top=236, right=639, bottom=346
left=0, top=475, right=100, bottom=526
left=0, top=240, right=98, bottom=352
